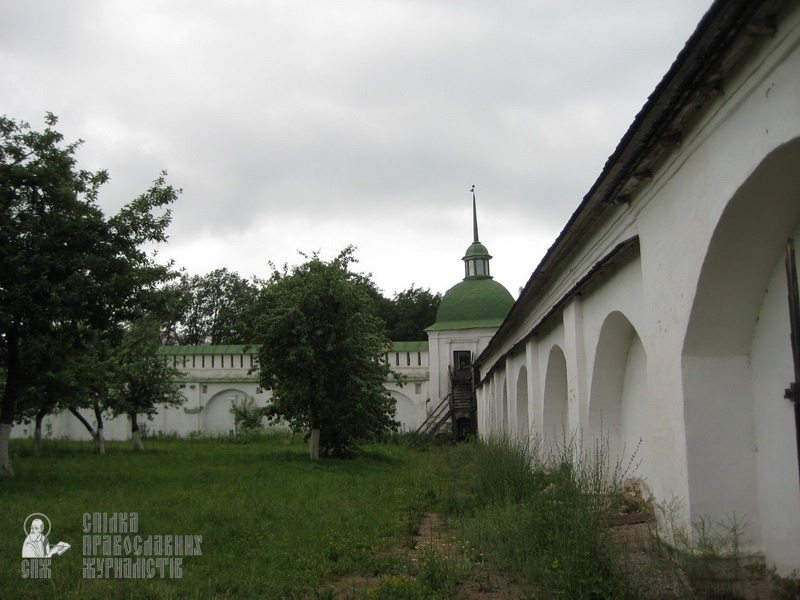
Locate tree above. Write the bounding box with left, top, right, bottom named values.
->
left=107, top=316, right=184, bottom=452
left=15, top=327, right=112, bottom=454
left=161, top=268, right=260, bottom=345
left=0, top=113, right=179, bottom=476
left=63, top=328, right=134, bottom=456
left=254, top=247, right=398, bottom=459
left=379, top=285, right=441, bottom=341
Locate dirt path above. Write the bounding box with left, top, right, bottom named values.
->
left=326, top=512, right=778, bottom=599
left=326, top=512, right=530, bottom=599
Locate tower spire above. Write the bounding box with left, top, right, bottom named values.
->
left=462, top=185, right=492, bottom=280
left=471, top=185, right=479, bottom=243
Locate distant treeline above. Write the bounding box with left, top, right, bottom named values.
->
left=159, top=268, right=441, bottom=345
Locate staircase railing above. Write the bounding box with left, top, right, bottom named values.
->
left=415, top=394, right=452, bottom=438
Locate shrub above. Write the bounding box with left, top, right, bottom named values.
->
left=230, top=396, right=266, bottom=433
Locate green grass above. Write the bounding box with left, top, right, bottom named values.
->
left=1, top=434, right=438, bottom=599
left=3, top=431, right=735, bottom=599
left=440, top=434, right=643, bottom=600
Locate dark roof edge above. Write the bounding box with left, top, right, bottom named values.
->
left=479, top=0, right=785, bottom=364
left=476, top=237, right=640, bottom=382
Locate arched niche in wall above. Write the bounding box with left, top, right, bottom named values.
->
left=203, top=389, right=248, bottom=435
left=516, top=365, right=529, bottom=437
left=589, top=311, right=650, bottom=479
left=543, top=345, right=568, bottom=448
left=682, top=137, right=800, bottom=569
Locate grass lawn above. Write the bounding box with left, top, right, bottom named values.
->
left=3, top=432, right=762, bottom=600
left=1, top=433, right=444, bottom=599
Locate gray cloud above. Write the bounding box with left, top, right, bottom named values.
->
left=1, top=0, right=712, bottom=295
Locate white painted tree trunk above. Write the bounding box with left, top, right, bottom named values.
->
left=131, top=430, right=144, bottom=452
left=33, top=407, right=48, bottom=455
left=309, top=428, right=320, bottom=460
left=130, top=412, right=145, bottom=452
left=93, top=403, right=105, bottom=455
left=0, top=423, right=14, bottom=477
left=96, top=428, right=105, bottom=455
left=33, top=422, right=42, bottom=455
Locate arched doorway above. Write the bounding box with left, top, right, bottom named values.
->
left=204, top=389, right=248, bottom=436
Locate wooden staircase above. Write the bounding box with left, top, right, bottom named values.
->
left=415, top=394, right=452, bottom=438
left=450, top=373, right=473, bottom=416
left=415, top=366, right=477, bottom=439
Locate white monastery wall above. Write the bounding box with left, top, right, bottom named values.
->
left=14, top=346, right=431, bottom=441
left=475, top=4, right=800, bottom=573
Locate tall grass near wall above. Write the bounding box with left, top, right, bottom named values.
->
left=460, top=432, right=641, bottom=599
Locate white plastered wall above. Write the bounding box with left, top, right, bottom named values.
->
left=475, top=5, right=800, bottom=572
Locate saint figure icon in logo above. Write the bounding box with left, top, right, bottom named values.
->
left=22, top=513, right=70, bottom=558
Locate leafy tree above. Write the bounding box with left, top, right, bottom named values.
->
left=107, top=316, right=184, bottom=452
left=15, top=327, right=113, bottom=454
left=350, top=277, right=440, bottom=342
left=379, top=285, right=441, bottom=341
left=12, top=346, right=62, bottom=455
left=254, top=247, right=398, bottom=459
left=0, top=113, right=179, bottom=476
left=161, top=268, right=260, bottom=345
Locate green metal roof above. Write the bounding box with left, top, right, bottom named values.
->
left=390, top=341, right=429, bottom=352
left=426, top=278, right=514, bottom=331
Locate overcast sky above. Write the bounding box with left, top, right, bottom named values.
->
left=2, top=0, right=712, bottom=297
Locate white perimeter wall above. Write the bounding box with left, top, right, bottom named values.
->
left=476, top=5, right=800, bottom=573
left=14, top=351, right=432, bottom=441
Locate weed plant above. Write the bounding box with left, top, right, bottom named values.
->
left=351, top=541, right=472, bottom=600
left=653, top=497, right=757, bottom=598
left=456, top=432, right=640, bottom=599
left=770, top=568, right=800, bottom=599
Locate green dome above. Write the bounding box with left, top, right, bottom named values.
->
left=463, top=241, right=490, bottom=259
left=427, top=278, right=514, bottom=331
